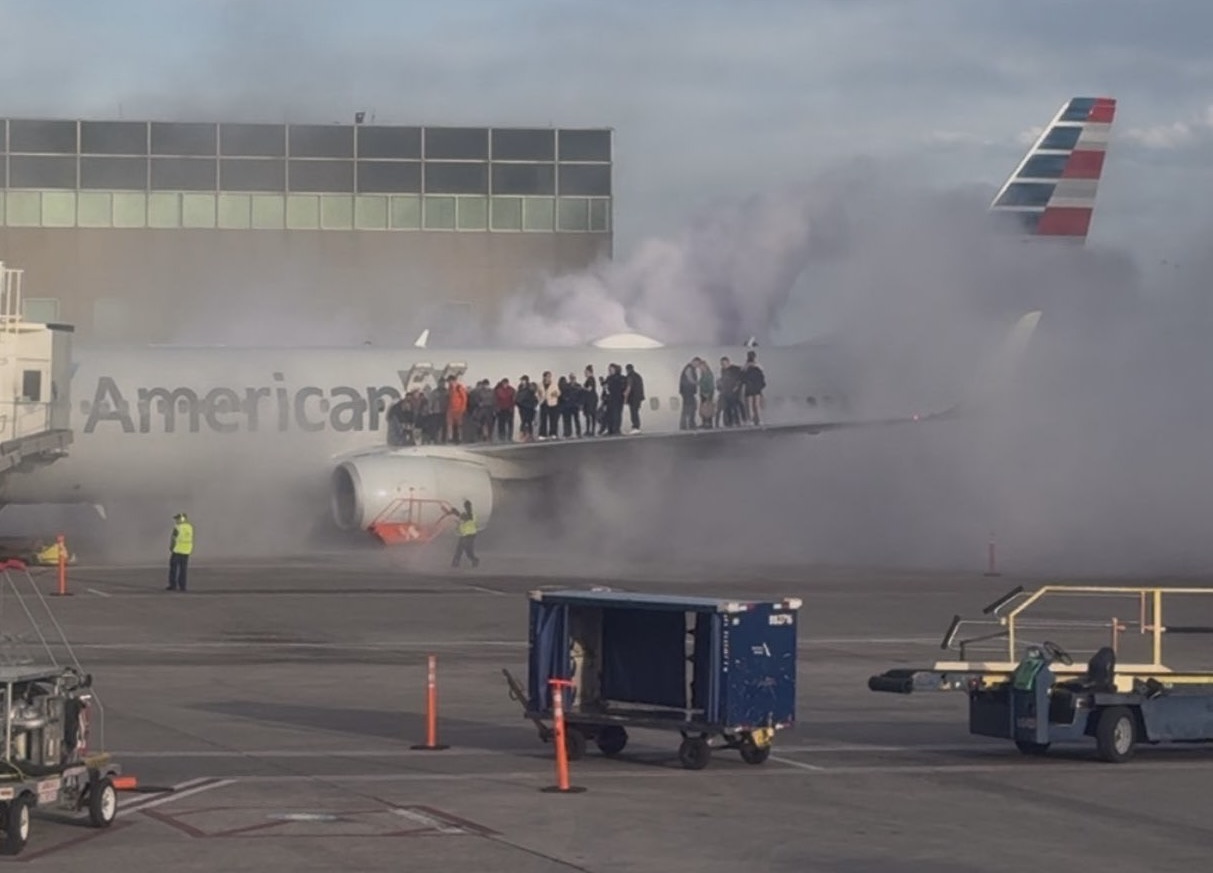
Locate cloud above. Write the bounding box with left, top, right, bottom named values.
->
left=1123, top=105, right=1213, bottom=149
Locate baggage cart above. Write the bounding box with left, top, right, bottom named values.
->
left=505, top=589, right=801, bottom=770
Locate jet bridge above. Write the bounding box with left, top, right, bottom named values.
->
left=0, top=262, right=73, bottom=479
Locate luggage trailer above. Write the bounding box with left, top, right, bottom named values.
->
left=869, top=585, right=1213, bottom=762
left=505, top=589, right=802, bottom=770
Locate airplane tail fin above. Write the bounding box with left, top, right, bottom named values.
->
left=989, top=97, right=1116, bottom=243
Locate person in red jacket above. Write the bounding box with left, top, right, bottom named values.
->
left=446, top=375, right=468, bottom=443
left=494, top=378, right=516, bottom=442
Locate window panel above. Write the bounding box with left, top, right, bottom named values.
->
left=354, top=194, right=387, bottom=229
left=558, top=129, right=611, bottom=162
left=492, top=163, right=555, bottom=195
left=356, top=126, right=421, bottom=159
left=41, top=191, right=75, bottom=227
left=220, top=158, right=284, bottom=192
left=286, top=194, right=319, bottom=229
left=491, top=128, right=555, bottom=161
left=558, top=163, right=611, bottom=196
left=356, top=160, right=421, bottom=193
left=9, top=120, right=76, bottom=154
left=80, top=156, right=147, bottom=189
left=288, top=159, right=353, bottom=193
left=151, top=157, right=216, bottom=191
left=218, top=193, right=251, bottom=228
left=457, top=197, right=487, bottom=230
left=423, top=196, right=456, bottom=229
left=77, top=192, right=111, bottom=227
left=251, top=194, right=284, bottom=229
left=148, top=192, right=180, bottom=228
left=424, top=127, right=488, bottom=160
left=523, top=197, right=554, bottom=231
left=289, top=124, right=354, bottom=158
left=588, top=198, right=610, bottom=232
left=320, top=194, right=353, bottom=229
left=6, top=191, right=40, bottom=225
left=151, top=122, right=217, bottom=156
left=490, top=196, right=522, bottom=230
left=80, top=121, right=147, bottom=155
left=390, top=195, right=420, bottom=229
left=557, top=197, right=588, bottom=231
left=113, top=192, right=146, bottom=227
left=424, top=162, right=487, bottom=194
left=219, top=123, right=286, bottom=156
left=181, top=193, right=216, bottom=228
left=9, top=155, right=76, bottom=188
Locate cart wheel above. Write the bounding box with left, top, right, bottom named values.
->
left=563, top=726, right=587, bottom=761
left=0, top=795, right=31, bottom=856
left=1095, top=706, right=1136, bottom=763
left=1014, top=740, right=1050, bottom=756
left=739, top=736, right=771, bottom=765
left=88, top=776, right=117, bottom=828
left=596, top=726, right=628, bottom=757
left=678, top=737, right=711, bottom=770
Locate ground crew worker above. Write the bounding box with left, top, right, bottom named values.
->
left=167, top=512, right=193, bottom=591
left=446, top=375, right=468, bottom=443
left=446, top=500, right=480, bottom=568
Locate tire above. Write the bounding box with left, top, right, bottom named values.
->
left=678, top=737, right=711, bottom=770
left=88, top=777, right=117, bottom=828
left=1095, top=706, right=1136, bottom=763
left=1015, top=740, right=1050, bottom=756
left=0, top=795, right=31, bottom=856
left=563, top=726, right=587, bottom=762
left=739, top=736, right=771, bottom=765
left=595, top=726, right=628, bottom=757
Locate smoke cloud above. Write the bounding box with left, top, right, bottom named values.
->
left=487, top=161, right=1213, bottom=578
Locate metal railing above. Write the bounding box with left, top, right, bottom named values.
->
left=942, top=585, right=1213, bottom=668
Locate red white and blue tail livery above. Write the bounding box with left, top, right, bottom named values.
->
left=990, top=96, right=1116, bottom=242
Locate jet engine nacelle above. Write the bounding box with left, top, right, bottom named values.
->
left=330, top=452, right=494, bottom=533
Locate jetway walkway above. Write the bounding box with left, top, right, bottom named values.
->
left=0, top=262, right=73, bottom=479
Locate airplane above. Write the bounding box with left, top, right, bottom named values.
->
left=0, top=96, right=1114, bottom=545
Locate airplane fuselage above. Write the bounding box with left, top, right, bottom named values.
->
left=0, top=341, right=854, bottom=506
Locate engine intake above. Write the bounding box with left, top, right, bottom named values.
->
left=330, top=453, right=494, bottom=534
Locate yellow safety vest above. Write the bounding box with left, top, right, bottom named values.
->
left=458, top=515, right=476, bottom=537
left=173, top=522, right=194, bottom=555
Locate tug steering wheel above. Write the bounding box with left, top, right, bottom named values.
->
left=1041, top=640, right=1073, bottom=666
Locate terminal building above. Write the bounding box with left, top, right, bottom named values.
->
left=0, top=118, right=613, bottom=343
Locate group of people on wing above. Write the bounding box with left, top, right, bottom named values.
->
left=385, top=351, right=765, bottom=447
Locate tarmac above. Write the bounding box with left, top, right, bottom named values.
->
left=2, top=549, right=1213, bottom=871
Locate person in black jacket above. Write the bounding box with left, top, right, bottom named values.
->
left=581, top=365, right=599, bottom=436
left=623, top=363, right=645, bottom=433
left=678, top=358, right=699, bottom=430
left=515, top=375, right=538, bottom=440
left=559, top=375, right=582, bottom=438
left=602, top=363, right=627, bottom=435
left=742, top=350, right=766, bottom=425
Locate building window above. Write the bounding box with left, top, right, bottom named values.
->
left=113, top=192, right=146, bottom=228
left=251, top=194, right=285, bottom=229
left=457, top=197, right=488, bottom=230
left=390, top=195, right=421, bottom=229
left=21, top=370, right=42, bottom=401
left=589, top=198, right=611, bottom=232
left=41, top=191, right=76, bottom=227
left=148, top=192, right=181, bottom=228
left=423, top=196, right=456, bottom=230
left=21, top=297, right=59, bottom=323
left=6, top=191, right=40, bottom=226
left=218, top=193, right=252, bottom=229
left=320, top=194, right=354, bottom=229
left=522, top=197, right=554, bottom=231
left=557, top=197, right=588, bottom=231
left=285, top=194, right=319, bottom=229
left=490, top=196, right=522, bottom=230
left=354, top=194, right=388, bottom=229
left=182, top=193, right=216, bottom=228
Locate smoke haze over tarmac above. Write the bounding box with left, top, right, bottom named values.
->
left=486, top=162, right=1213, bottom=578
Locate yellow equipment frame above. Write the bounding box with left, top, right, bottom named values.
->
left=933, top=585, right=1213, bottom=692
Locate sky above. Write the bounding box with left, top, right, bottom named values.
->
left=0, top=0, right=1210, bottom=274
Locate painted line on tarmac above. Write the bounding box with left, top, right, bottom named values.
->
left=86, top=587, right=112, bottom=598
left=770, top=755, right=824, bottom=771
left=124, top=777, right=237, bottom=814
left=116, top=776, right=219, bottom=817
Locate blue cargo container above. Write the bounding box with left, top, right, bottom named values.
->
left=509, top=588, right=801, bottom=770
